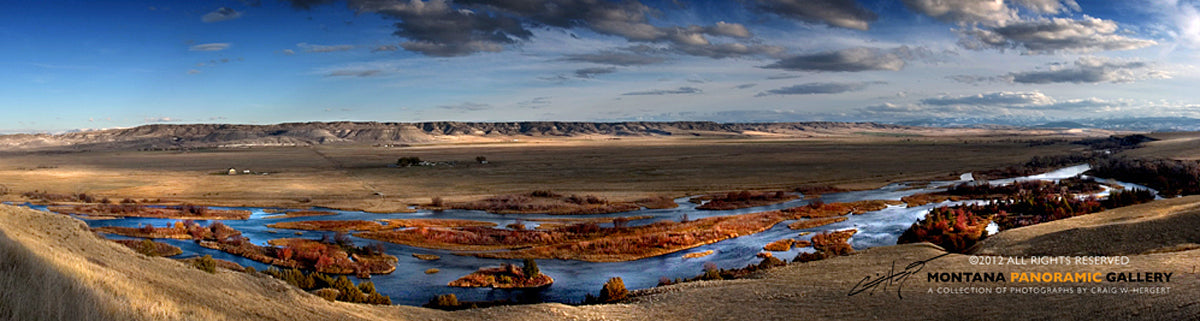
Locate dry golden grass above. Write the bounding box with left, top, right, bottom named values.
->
left=0, top=227, right=132, bottom=321
left=6, top=197, right=1200, bottom=320
left=1125, top=132, right=1200, bottom=160
left=113, top=239, right=183, bottom=257
left=0, top=135, right=1085, bottom=213
left=0, top=205, right=452, bottom=320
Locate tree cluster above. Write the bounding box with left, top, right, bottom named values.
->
left=263, top=267, right=391, bottom=305
left=1090, top=156, right=1200, bottom=197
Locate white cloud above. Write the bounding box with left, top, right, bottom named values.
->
left=959, top=16, right=1156, bottom=54
left=189, top=43, right=230, bottom=51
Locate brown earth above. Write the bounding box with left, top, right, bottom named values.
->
left=4, top=195, right=1200, bottom=320
left=0, top=129, right=1100, bottom=214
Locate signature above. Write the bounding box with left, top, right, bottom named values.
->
left=847, top=252, right=949, bottom=299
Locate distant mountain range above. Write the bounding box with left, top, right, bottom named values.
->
left=2, top=119, right=1178, bottom=151
left=894, top=117, right=1200, bottom=132
left=0, top=121, right=930, bottom=151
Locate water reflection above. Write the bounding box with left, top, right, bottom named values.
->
left=11, top=164, right=1151, bottom=306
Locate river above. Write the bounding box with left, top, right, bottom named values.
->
left=11, top=164, right=1152, bottom=306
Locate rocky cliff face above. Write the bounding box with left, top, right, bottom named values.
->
left=0, top=121, right=912, bottom=151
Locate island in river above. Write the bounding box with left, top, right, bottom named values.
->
left=355, top=200, right=891, bottom=262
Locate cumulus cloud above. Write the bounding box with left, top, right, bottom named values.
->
left=1011, top=0, right=1080, bottom=14
left=298, top=43, right=355, bottom=53
left=753, top=0, right=878, bottom=30
left=277, top=0, right=770, bottom=58
left=952, top=57, right=1167, bottom=84
left=671, top=42, right=784, bottom=59
left=189, top=43, right=230, bottom=51
left=574, top=67, right=617, bottom=78
left=902, top=0, right=1076, bottom=25
left=958, top=16, right=1156, bottom=54
left=706, top=22, right=752, bottom=38
left=861, top=102, right=925, bottom=113
left=922, top=92, right=1125, bottom=111
left=1006, top=57, right=1165, bottom=84
left=756, top=81, right=884, bottom=96
left=921, top=91, right=1055, bottom=107
left=562, top=51, right=667, bottom=66
left=438, top=102, right=492, bottom=111
left=621, top=86, right=702, bottom=95
left=859, top=91, right=1123, bottom=120
left=202, top=7, right=243, bottom=23
left=350, top=0, right=525, bottom=57
left=902, top=0, right=1015, bottom=25
left=762, top=47, right=907, bottom=72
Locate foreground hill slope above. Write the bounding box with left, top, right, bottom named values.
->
left=0, top=205, right=639, bottom=321
left=3, top=197, right=1199, bottom=320
left=0, top=121, right=1079, bottom=151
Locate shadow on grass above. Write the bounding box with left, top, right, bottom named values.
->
left=0, top=228, right=133, bottom=321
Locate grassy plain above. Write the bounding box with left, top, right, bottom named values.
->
left=0, top=135, right=1088, bottom=212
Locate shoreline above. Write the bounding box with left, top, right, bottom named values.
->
left=3, top=197, right=1199, bottom=319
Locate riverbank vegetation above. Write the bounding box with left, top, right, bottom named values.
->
left=972, top=154, right=1094, bottom=180
left=898, top=180, right=1156, bottom=253
left=448, top=259, right=553, bottom=289
left=357, top=200, right=888, bottom=262
left=633, top=196, right=680, bottom=209
left=95, top=220, right=396, bottom=275
left=657, top=249, right=796, bottom=287
left=47, top=203, right=250, bottom=220
left=794, top=230, right=857, bottom=263
left=682, top=250, right=713, bottom=259
left=266, top=218, right=501, bottom=232
left=1089, top=156, right=1200, bottom=197
left=113, top=239, right=182, bottom=257
left=583, top=277, right=629, bottom=304
left=691, top=191, right=798, bottom=210
left=412, top=253, right=440, bottom=261
left=902, top=178, right=1104, bottom=207
left=262, top=267, right=391, bottom=305
left=792, top=184, right=847, bottom=198
left=763, top=238, right=810, bottom=251
left=444, top=190, right=644, bottom=215
left=527, top=216, right=654, bottom=230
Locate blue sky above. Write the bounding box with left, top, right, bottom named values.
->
left=3, top=0, right=1200, bottom=132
